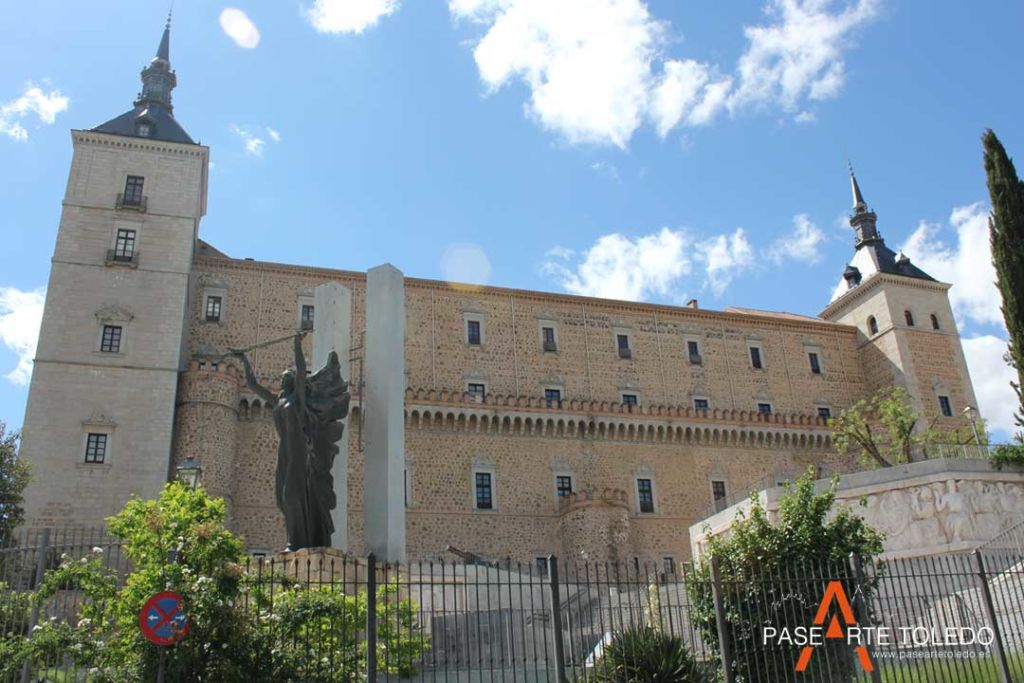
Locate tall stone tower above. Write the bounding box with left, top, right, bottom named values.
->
left=821, top=169, right=977, bottom=426
left=20, top=18, right=209, bottom=526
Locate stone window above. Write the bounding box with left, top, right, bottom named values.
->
left=300, top=304, right=315, bottom=331
left=621, top=393, right=638, bottom=409
left=637, top=478, right=655, bottom=514
left=100, top=325, right=122, bottom=353
left=757, top=402, right=772, bottom=414
left=205, top=296, right=223, bottom=322
left=535, top=557, right=549, bottom=578
left=817, top=406, right=832, bottom=420
left=616, top=333, right=632, bottom=359
left=868, top=316, right=879, bottom=336
left=693, top=397, right=709, bottom=412
left=474, top=472, right=493, bottom=510
left=467, top=319, right=482, bottom=345
left=541, top=325, right=557, bottom=352
left=113, top=228, right=136, bottom=262
left=122, top=175, right=144, bottom=206
left=938, top=395, right=953, bottom=417
left=544, top=388, right=562, bottom=408
left=555, top=475, right=573, bottom=499
left=662, top=556, right=676, bottom=575
left=711, top=480, right=727, bottom=513
left=84, top=433, right=107, bottom=464
left=931, top=313, right=941, bottom=330
left=467, top=382, right=486, bottom=400
left=904, top=310, right=915, bottom=327
left=748, top=345, right=764, bottom=370
left=808, top=352, right=821, bottom=375
left=687, top=339, right=702, bottom=365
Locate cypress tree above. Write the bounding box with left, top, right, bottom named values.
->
left=983, top=129, right=1024, bottom=436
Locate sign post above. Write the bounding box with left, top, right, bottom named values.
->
left=140, top=591, right=188, bottom=681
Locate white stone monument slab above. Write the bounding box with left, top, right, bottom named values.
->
left=312, top=282, right=352, bottom=551
left=364, top=264, right=407, bottom=562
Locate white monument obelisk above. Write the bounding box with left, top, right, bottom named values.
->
left=364, top=264, right=407, bottom=562
left=311, top=282, right=352, bottom=551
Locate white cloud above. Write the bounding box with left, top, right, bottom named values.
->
left=768, top=213, right=825, bottom=263
left=590, top=161, right=621, bottom=183
left=901, top=202, right=1001, bottom=328
left=962, top=335, right=1019, bottom=437
left=730, top=0, right=880, bottom=114
left=697, top=228, right=754, bottom=295
left=304, top=0, right=400, bottom=34
left=0, top=84, right=69, bottom=141
left=219, top=8, right=261, bottom=49
left=230, top=125, right=282, bottom=157
left=450, top=0, right=880, bottom=146
left=542, top=225, right=756, bottom=301
left=0, top=287, right=44, bottom=386
left=542, top=228, right=692, bottom=301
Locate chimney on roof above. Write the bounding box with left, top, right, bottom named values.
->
left=686, top=299, right=699, bottom=309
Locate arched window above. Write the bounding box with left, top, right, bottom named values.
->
left=930, top=313, right=940, bottom=330
left=868, top=316, right=878, bottom=335
left=904, top=310, right=915, bottom=327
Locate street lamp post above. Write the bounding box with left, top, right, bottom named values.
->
left=963, top=405, right=984, bottom=458
left=176, top=456, right=202, bottom=489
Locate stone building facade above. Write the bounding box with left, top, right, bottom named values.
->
left=19, top=24, right=979, bottom=568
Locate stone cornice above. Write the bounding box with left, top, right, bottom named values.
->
left=193, top=255, right=858, bottom=337
left=72, top=130, right=209, bottom=159
left=821, top=272, right=952, bottom=319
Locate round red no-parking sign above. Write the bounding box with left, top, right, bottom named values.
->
left=139, top=591, right=189, bottom=645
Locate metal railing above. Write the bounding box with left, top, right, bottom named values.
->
left=115, top=193, right=147, bottom=212
left=5, top=528, right=1024, bottom=681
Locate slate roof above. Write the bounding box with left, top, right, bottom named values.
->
left=92, top=104, right=195, bottom=145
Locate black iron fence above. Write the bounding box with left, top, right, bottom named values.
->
left=4, top=528, right=1024, bottom=681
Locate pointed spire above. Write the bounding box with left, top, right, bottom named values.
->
left=156, top=11, right=171, bottom=62
left=849, top=162, right=867, bottom=212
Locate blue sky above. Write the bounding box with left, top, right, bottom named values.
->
left=1, top=0, right=1022, bottom=438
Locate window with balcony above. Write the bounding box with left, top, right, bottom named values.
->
left=122, top=175, right=145, bottom=207
left=300, top=304, right=315, bottom=330
left=113, top=229, right=136, bottom=262
left=542, top=326, right=557, bottom=352
left=757, top=402, right=772, bottom=414
left=622, top=393, right=638, bottom=409
left=693, top=398, right=709, bottom=412
left=467, top=383, right=486, bottom=400
left=617, top=333, right=632, bottom=359
left=687, top=340, right=702, bottom=365
left=544, top=388, right=562, bottom=408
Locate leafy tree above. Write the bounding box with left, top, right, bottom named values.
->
left=690, top=468, right=883, bottom=683
left=830, top=387, right=920, bottom=467
left=983, top=129, right=1024, bottom=439
left=5, top=483, right=428, bottom=682
left=0, top=423, right=30, bottom=548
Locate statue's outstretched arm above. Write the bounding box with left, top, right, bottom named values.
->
left=232, top=351, right=276, bottom=404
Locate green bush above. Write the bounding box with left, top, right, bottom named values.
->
left=591, top=626, right=705, bottom=682
left=2, top=483, right=428, bottom=682
left=990, top=442, right=1024, bottom=469
left=689, top=468, right=883, bottom=683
